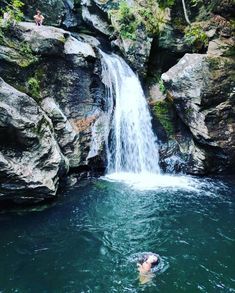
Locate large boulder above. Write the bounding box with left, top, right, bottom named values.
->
left=0, top=79, right=68, bottom=204
left=162, top=53, right=235, bottom=173
left=111, top=27, right=152, bottom=76
left=81, top=0, right=113, bottom=36
left=0, top=22, right=108, bottom=175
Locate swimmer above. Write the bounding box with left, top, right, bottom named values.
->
left=137, top=254, right=159, bottom=284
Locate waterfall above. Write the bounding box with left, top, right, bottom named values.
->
left=100, top=51, right=160, bottom=175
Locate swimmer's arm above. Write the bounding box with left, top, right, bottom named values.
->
left=137, top=263, right=146, bottom=274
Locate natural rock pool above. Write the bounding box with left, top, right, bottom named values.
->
left=0, top=175, right=234, bottom=292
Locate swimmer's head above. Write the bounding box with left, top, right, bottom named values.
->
left=146, top=254, right=159, bottom=266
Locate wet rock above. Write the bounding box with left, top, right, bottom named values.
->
left=0, top=78, right=68, bottom=204
left=0, top=23, right=108, bottom=187
left=158, top=24, right=191, bottom=54
left=40, top=97, right=81, bottom=168
left=162, top=53, right=235, bottom=174
left=111, top=27, right=152, bottom=76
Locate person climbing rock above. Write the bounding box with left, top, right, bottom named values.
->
left=34, top=9, right=44, bottom=26
left=137, top=254, right=159, bottom=284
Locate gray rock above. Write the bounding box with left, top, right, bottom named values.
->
left=16, top=22, right=70, bottom=56
left=207, top=37, right=235, bottom=57
left=40, top=97, right=81, bottom=168
left=162, top=53, right=235, bottom=173
left=0, top=78, right=68, bottom=203
left=111, top=28, right=152, bottom=76
left=81, top=0, right=113, bottom=36
left=1, top=23, right=106, bottom=173
left=22, top=0, right=81, bottom=28
left=14, top=22, right=96, bottom=58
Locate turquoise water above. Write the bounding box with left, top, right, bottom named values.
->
left=0, top=175, right=234, bottom=292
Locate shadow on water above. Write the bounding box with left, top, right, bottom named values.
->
left=0, top=175, right=234, bottom=292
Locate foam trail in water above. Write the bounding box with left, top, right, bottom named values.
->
left=104, top=172, right=199, bottom=191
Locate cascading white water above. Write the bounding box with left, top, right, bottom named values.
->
left=100, top=51, right=160, bottom=174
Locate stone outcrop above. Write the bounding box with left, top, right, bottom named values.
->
left=81, top=0, right=113, bottom=36
left=0, top=22, right=108, bottom=203
left=0, top=78, right=68, bottom=203
left=161, top=53, right=235, bottom=174
left=111, top=28, right=152, bottom=76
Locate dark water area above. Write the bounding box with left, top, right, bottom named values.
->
left=0, top=175, right=235, bottom=293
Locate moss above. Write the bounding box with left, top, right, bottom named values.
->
left=153, top=100, right=175, bottom=136
left=0, top=27, right=38, bottom=67
left=35, top=66, right=45, bottom=81
left=15, top=84, right=27, bottom=93
left=59, top=36, right=66, bottom=44
left=27, top=77, right=41, bottom=102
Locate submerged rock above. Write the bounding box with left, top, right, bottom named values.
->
left=0, top=79, right=68, bottom=204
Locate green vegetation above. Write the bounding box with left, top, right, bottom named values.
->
left=0, top=30, right=38, bottom=67
left=27, top=77, right=41, bottom=101
left=153, top=100, right=174, bottom=136
left=158, top=0, right=175, bottom=9
left=184, top=24, right=208, bottom=51
left=0, top=0, right=36, bottom=67
left=158, top=78, right=166, bottom=94
left=0, top=0, right=24, bottom=24
left=19, top=41, right=38, bottom=67
left=109, top=0, right=211, bottom=40
left=109, top=1, right=138, bottom=40
left=109, top=0, right=171, bottom=39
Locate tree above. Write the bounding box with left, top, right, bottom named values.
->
left=0, top=0, right=24, bottom=23
left=181, top=0, right=191, bottom=25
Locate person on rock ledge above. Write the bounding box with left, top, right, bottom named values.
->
left=34, top=9, right=44, bottom=26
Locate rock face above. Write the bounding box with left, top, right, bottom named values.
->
left=111, top=28, right=152, bottom=76
left=0, top=22, right=108, bottom=203
left=81, top=0, right=113, bottom=36
left=22, top=0, right=82, bottom=29
left=162, top=53, right=235, bottom=174
left=0, top=78, right=68, bottom=203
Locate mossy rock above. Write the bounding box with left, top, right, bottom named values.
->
left=153, top=99, right=175, bottom=137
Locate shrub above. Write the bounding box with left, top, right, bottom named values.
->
left=137, top=0, right=170, bottom=36
left=0, top=0, right=24, bottom=24
left=109, top=0, right=171, bottom=39
left=184, top=24, right=208, bottom=51
left=109, top=1, right=138, bottom=40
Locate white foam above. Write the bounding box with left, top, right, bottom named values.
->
left=104, top=172, right=201, bottom=191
